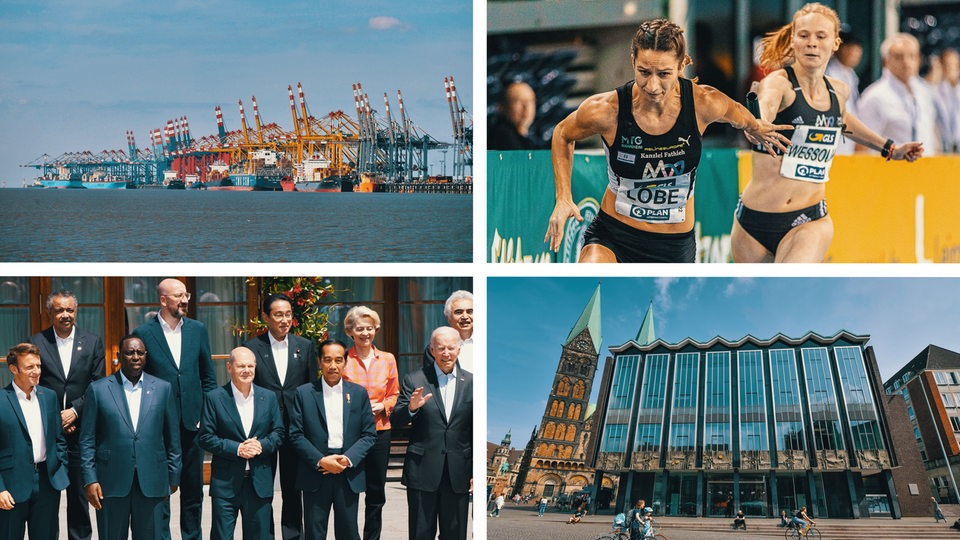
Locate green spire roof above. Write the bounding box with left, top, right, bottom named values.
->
left=565, top=283, right=602, bottom=354
left=635, top=301, right=656, bottom=345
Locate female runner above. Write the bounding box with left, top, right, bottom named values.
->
left=545, top=18, right=792, bottom=263
left=732, top=2, right=923, bottom=262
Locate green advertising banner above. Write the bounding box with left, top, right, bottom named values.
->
left=488, top=148, right=741, bottom=262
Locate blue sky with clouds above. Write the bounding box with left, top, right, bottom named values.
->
left=0, top=0, right=472, bottom=183
left=488, top=277, right=960, bottom=447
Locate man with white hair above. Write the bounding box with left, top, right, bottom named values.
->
left=858, top=33, right=940, bottom=154
left=444, top=291, right=473, bottom=371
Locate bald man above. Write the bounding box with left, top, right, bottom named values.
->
left=488, top=81, right=545, bottom=150
left=858, top=33, right=940, bottom=154
left=199, top=347, right=284, bottom=540
left=132, top=278, right=217, bottom=540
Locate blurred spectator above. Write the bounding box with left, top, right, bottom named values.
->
left=920, top=52, right=951, bottom=153
left=858, top=33, right=940, bottom=154
left=938, top=49, right=960, bottom=153
left=826, top=31, right=863, bottom=154
left=488, top=80, right=546, bottom=150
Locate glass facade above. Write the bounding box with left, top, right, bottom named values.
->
left=802, top=348, right=844, bottom=451
left=771, top=349, right=805, bottom=451
left=738, top=350, right=768, bottom=452
left=603, top=334, right=895, bottom=519
left=601, top=355, right=639, bottom=453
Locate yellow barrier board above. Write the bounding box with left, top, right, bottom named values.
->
left=738, top=153, right=960, bottom=263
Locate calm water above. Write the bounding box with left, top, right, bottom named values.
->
left=0, top=189, right=472, bottom=262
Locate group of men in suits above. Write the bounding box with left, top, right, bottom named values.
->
left=0, top=280, right=474, bottom=540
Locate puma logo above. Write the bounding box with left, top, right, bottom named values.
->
left=678, top=135, right=692, bottom=146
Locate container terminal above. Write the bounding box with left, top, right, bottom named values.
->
left=21, top=77, right=472, bottom=193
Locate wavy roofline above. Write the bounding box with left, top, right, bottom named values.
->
left=608, top=330, right=869, bottom=354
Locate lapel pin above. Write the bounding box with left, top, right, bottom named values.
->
left=346, top=393, right=351, bottom=404
left=77, top=346, right=83, bottom=351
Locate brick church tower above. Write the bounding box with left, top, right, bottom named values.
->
left=516, top=283, right=603, bottom=499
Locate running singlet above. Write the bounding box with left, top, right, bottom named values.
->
left=603, top=78, right=702, bottom=224
left=753, top=65, right=843, bottom=183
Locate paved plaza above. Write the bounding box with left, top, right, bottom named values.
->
left=486, top=503, right=959, bottom=540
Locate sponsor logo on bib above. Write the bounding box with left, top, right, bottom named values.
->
left=617, top=151, right=636, bottom=164
left=795, top=164, right=826, bottom=180
left=805, top=129, right=836, bottom=145
left=620, top=135, right=644, bottom=150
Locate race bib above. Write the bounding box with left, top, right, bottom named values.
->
left=612, top=172, right=691, bottom=224
left=779, top=125, right=841, bottom=183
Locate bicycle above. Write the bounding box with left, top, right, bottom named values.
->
left=784, top=521, right=820, bottom=540
left=594, top=525, right=667, bottom=540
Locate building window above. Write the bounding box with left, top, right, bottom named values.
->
left=635, top=423, right=661, bottom=452
left=835, top=346, right=883, bottom=451
left=608, top=355, right=639, bottom=410
left=776, top=421, right=805, bottom=451
left=803, top=348, right=844, bottom=451
left=741, top=422, right=768, bottom=451
left=669, top=423, right=696, bottom=451
left=771, top=349, right=805, bottom=452
left=704, top=422, right=730, bottom=452
left=935, top=372, right=949, bottom=385
left=907, top=406, right=915, bottom=419
left=944, top=393, right=957, bottom=408
left=601, top=424, right=628, bottom=453
left=640, top=354, right=669, bottom=409
left=950, top=417, right=960, bottom=432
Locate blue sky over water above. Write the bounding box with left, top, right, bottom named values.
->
left=488, top=277, right=960, bottom=446
left=0, top=0, right=472, bottom=183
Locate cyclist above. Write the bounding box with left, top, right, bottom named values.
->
left=627, top=499, right=646, bottom=540
left=792, top=506, right=816, bottom=537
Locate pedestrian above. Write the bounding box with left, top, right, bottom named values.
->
left=492, top=494, right=505, bottom=517
left=538, top=496, right=548, bottom=517
left=933, top=496, right=946, bottom=522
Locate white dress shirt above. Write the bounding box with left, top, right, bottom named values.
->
left=859, top=69, right=940, bottom=155
left=269, top=333, right=289, bottom=384
left=14, top=384, right=46, bottom=464
left=158, top=314, right=183, bottom=368
left=121, top=372, right=143, bottom=432
left=55, top=326, right=76, bottom=382
left=458, top=339, right=473, bottom=372
left=433, top=363, right=458, bottom=420
left=232, top=382, right=255, bottom=468
left=825, top=57, right=860, bottom=155
left=321, top=378, right=344, bottom=449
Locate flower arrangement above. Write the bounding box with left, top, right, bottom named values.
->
left=234, top=277, right=337, bottom=344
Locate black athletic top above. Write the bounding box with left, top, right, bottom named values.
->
left=601, top=78, right=702, bottom=224
left=604, top=78, right=702, bottom=183
left=753, top=65, right=843, bottom=154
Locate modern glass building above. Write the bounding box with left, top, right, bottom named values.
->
left=594, top=330, right=904, bottom=519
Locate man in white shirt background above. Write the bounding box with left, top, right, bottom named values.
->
left=858, top=33, right=941, bottom=154
left=245, top=292, right=317, bottom=539
left=28, top=289, right=105, bottom=540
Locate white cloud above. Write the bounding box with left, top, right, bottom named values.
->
left=369, top=16, right=402, bottom=30
left=723, top=277, right=755, bottom=297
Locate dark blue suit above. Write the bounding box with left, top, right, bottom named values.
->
left=244, top=332, right=317, bottom=540
left=0, top=383, right=69, bottom=539
left=134, top=315, right=216, bottom=540
left=199, top=383, right=284, bottom=540
left=391, top=363, right=473, bottom=540
left=289, top=379, right=376, bottom=540
left=29, top=325, right=105, bottom=540
left=79, top=372, right=181, bottom=540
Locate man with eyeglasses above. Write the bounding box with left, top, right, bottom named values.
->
left=28, top=289, right=105, bottom=540
left=392, top=326, right=473, bottom=540
left=244, top=292, right=317, bottom=539
left=423, top=290, right=473, bottom=371
left=133, top=278, right=216, bottom=540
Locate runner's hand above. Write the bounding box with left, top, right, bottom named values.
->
left=744, top=119, right=793, bottom=157
left=892, top=141, right=923, bottom=162
left=545, top=198, right=583, bottom=252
